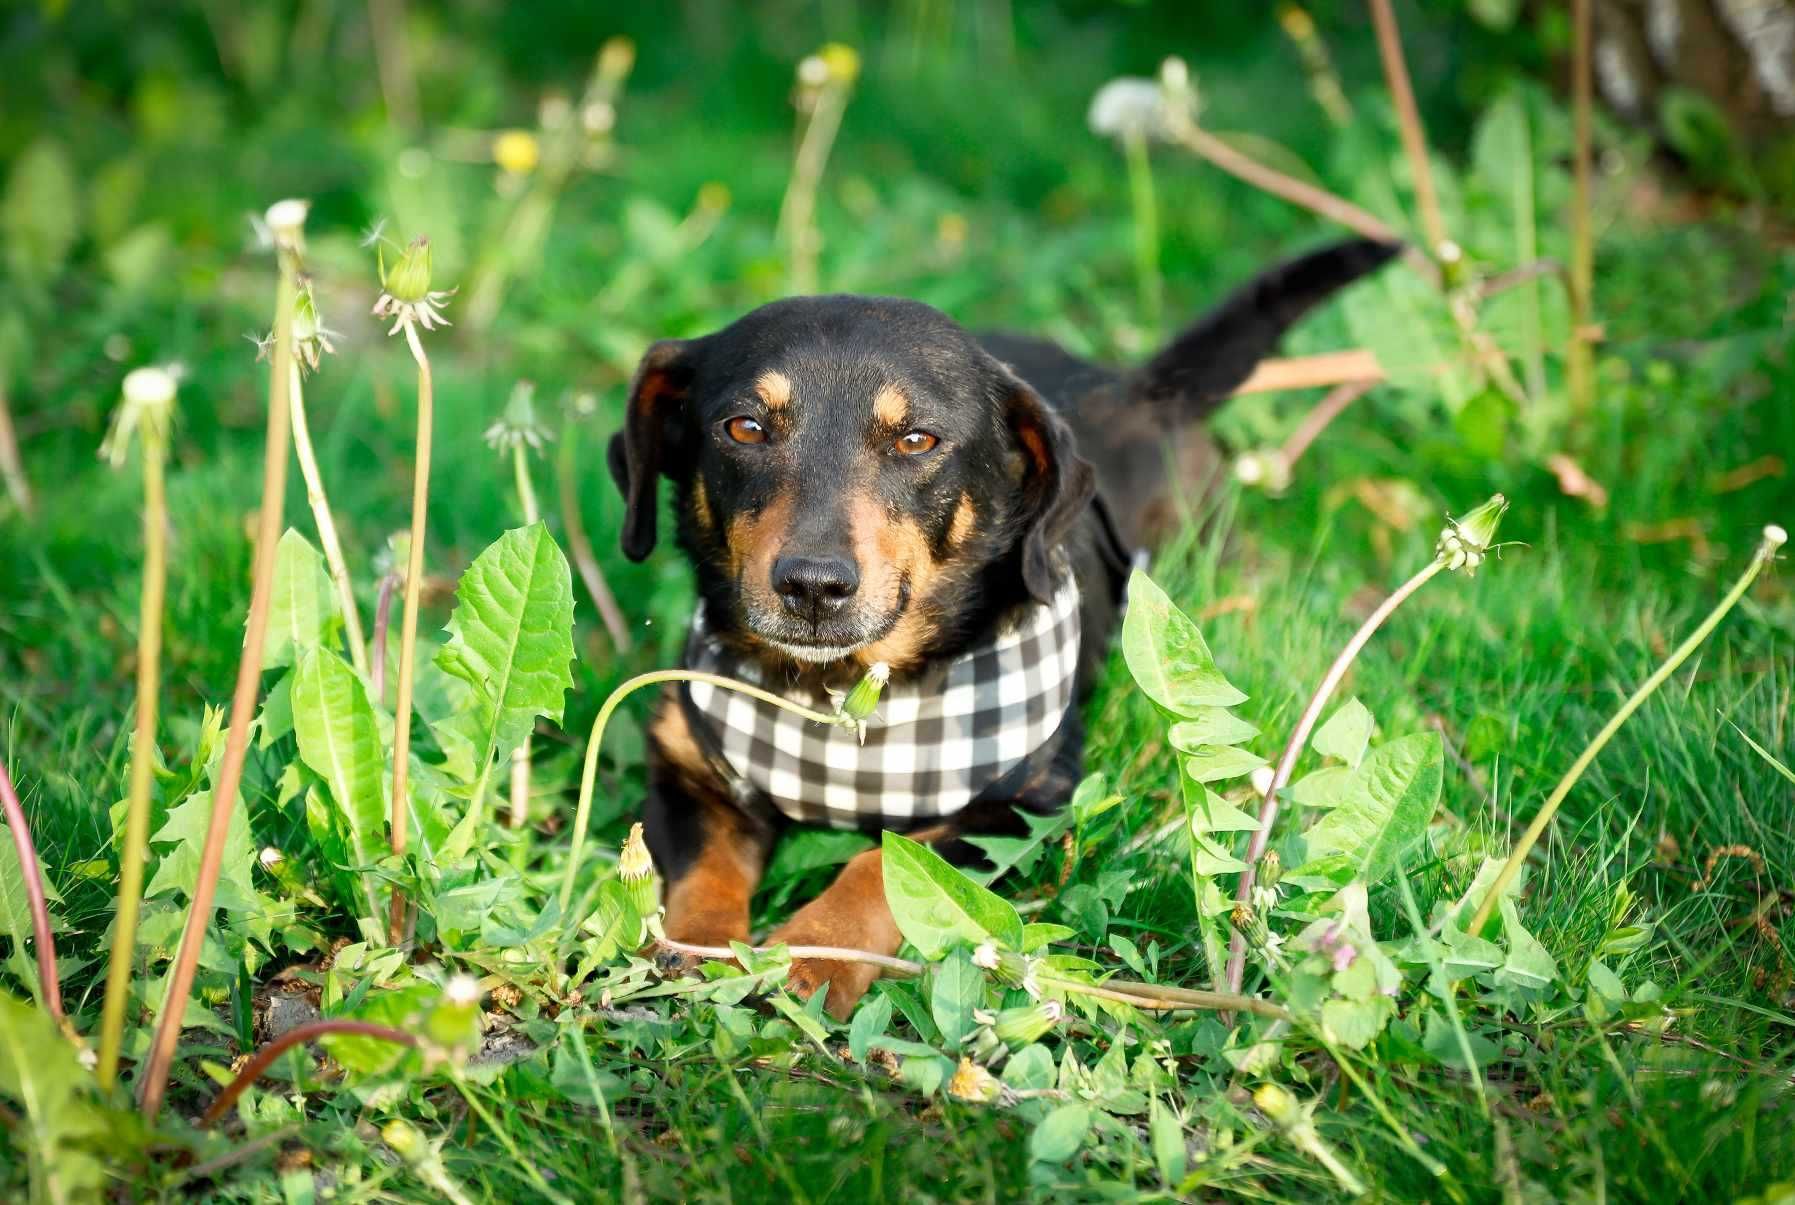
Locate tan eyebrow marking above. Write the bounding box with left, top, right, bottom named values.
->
left=754, top=370, right=793, bottom=411
left=872, top=383, right=909, bottom=427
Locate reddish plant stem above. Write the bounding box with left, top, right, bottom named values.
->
left=1279, top=379, right=1376, bottom=471
left=201, top=1020, right=417, bottom=1126
left=0, top=760, right=62, bottom=1020
left=1368, top=0, right=1448, bottom=253
left=140, top=269, right=296, bottom=1119
left=1225, top=557, right=1447, bottom=995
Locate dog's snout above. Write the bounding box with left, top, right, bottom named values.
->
left=772, top=554, right=860, bottom=618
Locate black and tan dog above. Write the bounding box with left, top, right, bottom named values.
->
left=608, top=237, right=1397, bottom=1016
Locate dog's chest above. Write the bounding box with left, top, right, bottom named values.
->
left=679, top=581, right=1082, bottom=830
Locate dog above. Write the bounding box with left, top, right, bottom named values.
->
left=608, top=237, right=1398, bottom=1017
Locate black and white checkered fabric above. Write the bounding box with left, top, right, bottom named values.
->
left=681, top=578, right=1082, bottom=830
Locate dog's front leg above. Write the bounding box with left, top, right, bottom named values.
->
left=767, top=847, right=902, bottom=1020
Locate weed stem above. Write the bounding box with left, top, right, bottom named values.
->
left=0, top=380, right=32, bottom=515
left=1468, top=526, right=1786, bottom=934
left=1226, top=556, right=1447, bottom=994
left=289, top=362, right=368, bottom=673
left=97, top=416, right=168, bottom=1087
left=140, top=256, right=297, bottom=1119
left=0, top=760, right=61, bottom=1020
left=1368, top=0, right=1448, bottom=255
left=201, top=1019, right=417, bottom=1126
left=1567, top=0, right=1596, bottom=418
left=388, top=317, right=434, bottom=945
left=509, top=443, right=541, bottom=829
left=558, top=671, right=853, bottom=916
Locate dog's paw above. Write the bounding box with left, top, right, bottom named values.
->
left=785, top=955, right=880, bottom=1020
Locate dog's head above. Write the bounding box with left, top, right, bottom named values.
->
left=609, top=296, right=1094, bottom=672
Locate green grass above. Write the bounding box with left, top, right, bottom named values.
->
left=4, top=3, right=1795, bottom=1200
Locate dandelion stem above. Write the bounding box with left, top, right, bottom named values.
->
left=778, top=73, right=851, bottom=294
left=558, top=670, right=848, bottom=916
left=1278, top=379, right=1375, bottom=474
left=651, top=939, right=1290, bottom=1019
left=201, top=1020, right=417, bottom=1126
left=389, top=318, right=434, bottom=945
left=96, top=418, right=168, bottom=1088
left=557, top=423, right=633, bottom=654
left=1122, top=127, right=1163, bottom=337
left=289, top=363, right=368, bottom=673
left=1226, top=555, right=1447, bottom=994
left=0, top=760, right=61, bottom=1021
left=1368, top=0, right=1448, bottom=254
left=140, top=259, right=297, bottom=1119
left=1468, top=526, right=1786, bottom=934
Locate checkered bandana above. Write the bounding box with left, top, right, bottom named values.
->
left=681, top=578, right=1082, bottom=830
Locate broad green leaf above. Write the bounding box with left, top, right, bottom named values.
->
left=1121, top=570, right=1247, bottom=715
left=146, top=781, right=260, bottom=917
left=929, top=948, right=982, bottom=1046
left=1020, top=923, right=1075, bottom=952
left=1320, top=995, right=1394, bottom=1050
left=882, top=832, right=1023, bottom=959
left=1294, top=732, right=1442, bottom=885
left=1150, top=1099, right=1187, bottom=1186
left=1030, top=1102, right=1093, bottom=1162
left=1182, top=745, right=1265, bottom=784
left=435, top=522, right=576, bottom=772
left=1586, top=959, right=1627, bottom=1002
left=0, top=992, right=110, bottom=1203
left=848, top=992, right=893, bottom=1062
left=1168, top=709, right=1259, bottom=753
left=263, top=529, right=340, bottom=669
left=1003, top=1043, right=1056, bottom=1091
left=291, top=649, right=386, bottom=923
left=1495, top=898, right=1558, bottom=992
left=965, top=806, right=1075, bottom=886
left=1312, top=698, right=1374, bottom=768
left=1343, top=265, right=1476, bottom=412
left=1289, top=765, right=1353, bottom=809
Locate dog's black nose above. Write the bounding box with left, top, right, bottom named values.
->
left=772, top=554, right=860, bottom=617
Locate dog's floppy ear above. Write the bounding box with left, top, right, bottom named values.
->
left=608, top=339, right=695, bottom=561
left=1002, top=373, right=1096, bottom=603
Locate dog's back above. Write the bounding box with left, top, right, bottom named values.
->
left=978, top=237, right=1399, bottom=544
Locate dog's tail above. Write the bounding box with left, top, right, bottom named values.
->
left=1128, top=237, right=1400, bottom=417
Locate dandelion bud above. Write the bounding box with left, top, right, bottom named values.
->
left=992, top=1000, right=1063, bottom=1045
left=1436, top=493, right=1508, bottom=575
left=1259, top=849, right=1282, bottom=892
left=797, top=55, right=829, bottom=89
left=1766, top=524, right=1788, bottom=550
left=382, top=1118, right=426, bottom=1162
left=836, top=661, right=889, bottom=743
left=1231, top=903, right=1273, bottom=953
left=380, top=237, right=434, bottom=305
left=483, top=381, right=553, bottom=455
left=619, top=821, right=658, bottom=917
left=103, top=365, right=180, bottom=466
left=264, top=198, right=309, bottom=252
left=1253, top=1082, right=1301, bottom=1128
left=290, top=281, right=339, bottom=373
left=947, top=1057, right=1003, bottom=1104
left=421, top=974, right=483, bottom=1058
left=971, top=941, right=1000, bottom=970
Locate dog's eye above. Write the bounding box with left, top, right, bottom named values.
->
left=724, top=416, right=768, bottom=445
left=894, top=430, right=939, bottom=456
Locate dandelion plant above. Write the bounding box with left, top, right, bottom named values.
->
left=94, top=364, right=177, bottom=1090
left=1225, top=494, right=1509, bottom=993
left=372, top=231, right=452, bottom=945
left=139, top=199, right=305, bottom=1117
